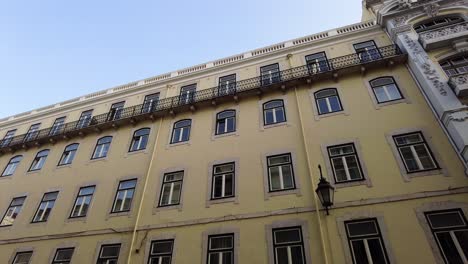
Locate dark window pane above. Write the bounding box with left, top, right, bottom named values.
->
left=351, top=240, right=370, bottom=264
left=455, top=230, right=468, bottom=260
left=436, top=232, right=464, bottom=264
left=347, top=221, right=378, bottom=237
left=367, top=238, right=388, bottom=264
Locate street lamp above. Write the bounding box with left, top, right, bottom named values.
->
left=315, top=165, right=335, bottom=215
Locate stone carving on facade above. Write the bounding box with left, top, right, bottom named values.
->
left=447, top=110, right=468, bottom=122
left=423, top=2, right=440, bottom=17
left=419, top=22, right=468, bottom=40
left=403, top=35, right=448, bottom=95
left=449, top=73, right=468, bottom=86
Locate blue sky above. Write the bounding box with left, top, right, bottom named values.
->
left=0, top=0, right=362, bottom=118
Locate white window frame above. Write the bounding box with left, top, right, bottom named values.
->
left=327, top=143, right=364, bottom=183
left=58, top=143, right=79, bottom=166
left=0, top=196, right=26, bottom=226
left=111, top=179, right=137, bottom=213
left=267, top=153, right=296, bottom=192
left=158, top=171, right=184, bottom=207
left=2, top=155, right=22, bottom=176
left=32, top=191, right=59, bottom=223
left=211, top=163, right=235, bottom=200
left=29, top=149, right=49, bottom=171
left=70, top=186, right=95, bottom=218
left=92, top=136, right=112, bottom=160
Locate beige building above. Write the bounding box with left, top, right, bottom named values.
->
left=0, top=0, right=467, bottom=263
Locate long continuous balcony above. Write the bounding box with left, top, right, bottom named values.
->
left=0, top=45, right=405, bottom=153
left=419, top=21, right=468, bottom=50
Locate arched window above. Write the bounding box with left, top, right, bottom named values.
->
left=370, top=77, right=403, bottom=103
left=92, top=136, right=112, bottom=159
left=414, top=15, right=464, bottom=33
left=58, top=143, right=79, bottom=166
left=314, top=88, right=343, bottom=115
left=129, top=128, right=150, bottom=152
left=263, top=100, right=286, bottom=125
left=29, top=149, right=50, bottom=171
left=440, top=54, right=468, bottom=77
left=216, top=110, right=236, bottom=135
left=1, top=155, right=23, bottom=176
left=171, top=120, right=191, bottom=144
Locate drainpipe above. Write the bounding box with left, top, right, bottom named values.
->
left=287, top=54, right=331, bottom=264
left=127, top=116, right=164, bottom=264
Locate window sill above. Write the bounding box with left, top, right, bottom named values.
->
left=153, top=204, right=183, bottom=213
left=333, top=179, right=372, bottom=189
left=86, top=157, right=109, bottom=165
left=261, top=122, right=289, bottom=131
left=206, top=197, right=238, bottom=207
left=124, top=149, right=149, bottom=158
left=265, top=188, right=301, bottom=200
left=374, top=98, right=410, bottom=109
left=211, top=131, right=238, bottom=141
left=55, top=164, right=73, bottom=170
left=166, top=141, right=191, bottom=149
left=314, top=110, right=347, bottom=120
left=404, top=168, right=447, bottom=180
left=65, top=216, right=88, bottom=223
left=26, top=170, right=41, bottom=175
left=0, top=175, right=13, bottom=181
left=106, top=211, right=132, bottom=219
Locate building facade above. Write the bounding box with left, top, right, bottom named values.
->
left=0, top=0, right=467, bottom=263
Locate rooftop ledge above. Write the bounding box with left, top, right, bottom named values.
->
left=0, top=45, right=406, bottom=154
left=0, top=20, right=379, bottom=124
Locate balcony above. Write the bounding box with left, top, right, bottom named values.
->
left=419, top=22, right=468, bottom=50
left=448, top=72, right=468, bottom=97
left=0, top=45, right=405, bottom=154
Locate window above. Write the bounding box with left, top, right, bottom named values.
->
left=32, top=191, right=58, bottom=223
left=1, top=155, right=22, bottom=176
left=76, top=110, right=93, bottom=129
left=267, top=154, right=295, bottom=192
left=393, top=132, right=438, bottom=173
left=159, top=171, right=183, bottom=207
left=306, top=52, right=330, bottom=74
left=96, top=244, right=120, bottom=264
left=272, top=227, right=306, bottom=264
left=12, top=251, right=33, bottom=264
left=370, top=77, right=403, bottom=103
left=345, top=219, right=390, bottom=264
left=0, top=196, right=26, bottom=226
left=353, top=41, right=381, bottom=62
left=179, top=84, right=196, bottom=104
left=440, top=54, right=468, bottom=77
left=107, top=101, right=125, bottom=121
left=216, top=110, right=236, bottom=135
left=328, top=144, right=363, bottom=183
left=425, top=209, right=468, bottom=264
left=263, top=100, right=286, bottom=126
left=314, top=89, right=343, bottom=115
left=218, top=74, right=237, bottom=95
left=212, top=163, right=235, bottom=200
left=58, top=143, right=79, bottom=166
left=49, top=117, right=66, bottom=136
left=142, top=93, right=160, bottom=113
left=1, top=129, right=16, bottom=147
left=52, top=248, right=74, bottom=264
left=414, top=15, right=464, bottom=33
left=129, top=128, right=150, bottom=152
left=70, top=186, right=95, bottom=218
left=29, top=149, right=50, bottom=171
left=148, top=239, right=174, bottom=264
left=111, top=179, right=136, bottom=213
left=207, top=234, right=234, bottom=264
left=23, top=123, right=41, bottom=142
left=92, top=136, right=112, bottom=159
left=261, top=63, right=281, bottom=86
left=171, top=120, right=191, bottom=144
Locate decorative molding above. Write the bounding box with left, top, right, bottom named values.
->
left=403, top=34, right=448, bottom=95
left=419, top=22, right=468, bottom=41
left=447, top=109, right=468, bottom=122
left=423, top=2, right=440, bottom=17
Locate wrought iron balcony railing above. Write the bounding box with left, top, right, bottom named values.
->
left=0, top=45, right=404, bottom=152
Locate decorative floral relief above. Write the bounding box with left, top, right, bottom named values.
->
left=423, top=2, right=440, bottom=17
left=448, top=110, right=468, bottom=122
left=403, top=35, right=448, bottom=95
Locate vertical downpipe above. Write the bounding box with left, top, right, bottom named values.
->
left=286, top=54, right=330, bottom=264
left=127, top=116, right=164, bottom=264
